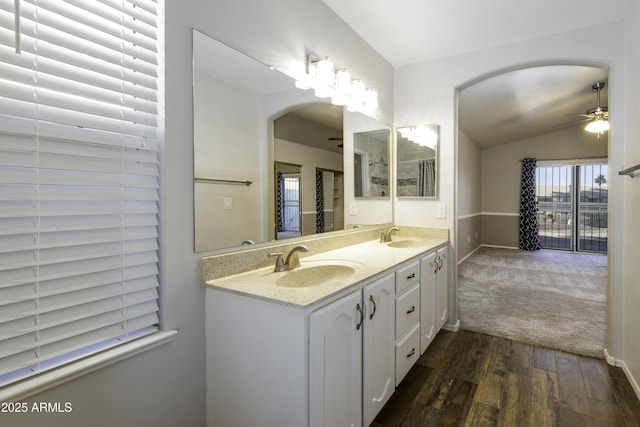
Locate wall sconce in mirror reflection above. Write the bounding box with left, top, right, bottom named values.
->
left=295, top=55, right=378, bottom=113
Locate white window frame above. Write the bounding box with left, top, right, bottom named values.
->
left=0, top=0, right=175, bottom=401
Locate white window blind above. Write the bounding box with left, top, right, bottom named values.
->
left=0, top=0, right=161, bottom=387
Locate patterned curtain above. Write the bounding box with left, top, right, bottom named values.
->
left=276, top=172, right=284, bottom=232
left=417, top=159, right=436, bottom=197
left=519, top=158, right=541, bottom=250
left=315, top=169, right=324, bottom=233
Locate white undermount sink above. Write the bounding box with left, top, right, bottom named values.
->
left=275, top=260, right=363, bottom=288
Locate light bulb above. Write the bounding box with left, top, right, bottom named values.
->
left=314, top=57, right=335, bottom=86
left=585, top=119, right=609, bottom=133
left=335, top=69, right=352, bottom=95
left=365, top=88, right=378, bottom=109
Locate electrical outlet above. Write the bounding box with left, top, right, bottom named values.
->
left=437, top=203, right=446, bottom=219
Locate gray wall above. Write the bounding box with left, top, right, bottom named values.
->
left=457, top=114, right=609, bottom=259
left=457, top=130, right=482, bottom=261
left=480, top=124, right=608, bottom=248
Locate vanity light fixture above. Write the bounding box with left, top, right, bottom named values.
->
left=297, top=54, right=378, bottom=113
left=399, top=125, right=437, bottom=149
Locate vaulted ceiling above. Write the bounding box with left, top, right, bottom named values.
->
left=322, top=0, right=626, bottom=146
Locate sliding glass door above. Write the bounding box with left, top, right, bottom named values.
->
left=536, top=163, right=608, bottom=253
left=577, top=164, right=608, bottom=252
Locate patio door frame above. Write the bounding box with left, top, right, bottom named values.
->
left=536, top=159, right=608, bottom=254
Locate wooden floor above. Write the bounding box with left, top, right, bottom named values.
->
left=372, top=329, right=640, bottom=427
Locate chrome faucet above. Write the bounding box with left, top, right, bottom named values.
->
left=380, top=226, right=400, bottom=243
left=284, top=245, right=309, bottom=270
left=268, top=245, right=309, bottom=272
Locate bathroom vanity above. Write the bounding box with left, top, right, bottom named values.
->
left=201, top=226, right=448, bottom=427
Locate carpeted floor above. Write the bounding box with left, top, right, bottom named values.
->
left=458, top=246, right=608, bottom=358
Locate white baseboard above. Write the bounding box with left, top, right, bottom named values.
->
left=457, top=246, right=482, bottom=265
left=443, top=319, right=460, bottom=332
left=604, top=349, right=640, bottom=403
left=604, top=348, right=617, bottom=366
left=621, top=360, right=640, bottom=403
left=480, top=244, right=520, bottom=250
left=458, top=244, right=521, bottom=265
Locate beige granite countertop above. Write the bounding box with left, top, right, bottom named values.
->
left=203, top=233, right=448, bottom=308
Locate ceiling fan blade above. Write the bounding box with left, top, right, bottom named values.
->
left=564, top=113, right=593, bottom=118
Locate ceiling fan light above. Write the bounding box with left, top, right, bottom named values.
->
left=585, top=119, right=609, bottom=133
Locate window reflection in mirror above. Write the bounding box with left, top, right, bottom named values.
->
left=273, top=104, right=344, bottom=240
left=353, top=129, right=390, bottom=198
left=396, top=124, right=439, bottom=198
left=274, top=162, right=302, bottom=240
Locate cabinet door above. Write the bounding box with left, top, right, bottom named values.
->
left=436, top=247, right=448, bottom=331
left=310, top=290, right=362, bottom=427
left=420, top=251, right=437, bottom=354
left=363, top=273, right=395, bottom=426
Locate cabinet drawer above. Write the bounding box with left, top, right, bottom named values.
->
left=395, top=323, right=420, bottom=386
left=395, top=261, right=420, bottom=294
left=395, top=283, right=420, bottom=338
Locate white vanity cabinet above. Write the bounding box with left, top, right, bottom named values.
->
left=394, top=261, right=421, bottom=385
left=362, top=274, right=396, bottom=426
left=204, top=238, right=450, bottom=427
left=310, top=273, right=396, bottom=427
left=420, top=245, right=448, bottom=353
left=436, top=246, right=448, bottom=331
left=310, top=289, right=363, bottom=427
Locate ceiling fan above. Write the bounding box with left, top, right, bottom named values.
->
left=567, top=81, right=609, bottom=134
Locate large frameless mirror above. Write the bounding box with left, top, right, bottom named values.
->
left=192, top=29, right=392, bottom=252
left=396, top=124, right=439, bottom=198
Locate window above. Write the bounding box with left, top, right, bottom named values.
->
left=0, top=0, right=161, bottom=387
left=536, top=162, right=608, bottom=253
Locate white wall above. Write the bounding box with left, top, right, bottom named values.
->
left=394, top=21, right=626, bottom=354
left=2, top=1, right=393, bottom=426
left=194, top=70, right=264, bottom=251
left=623, top=0, right=640, bottom=395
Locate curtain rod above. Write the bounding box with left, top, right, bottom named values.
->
left=195, top=177, right=252, bottom=186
